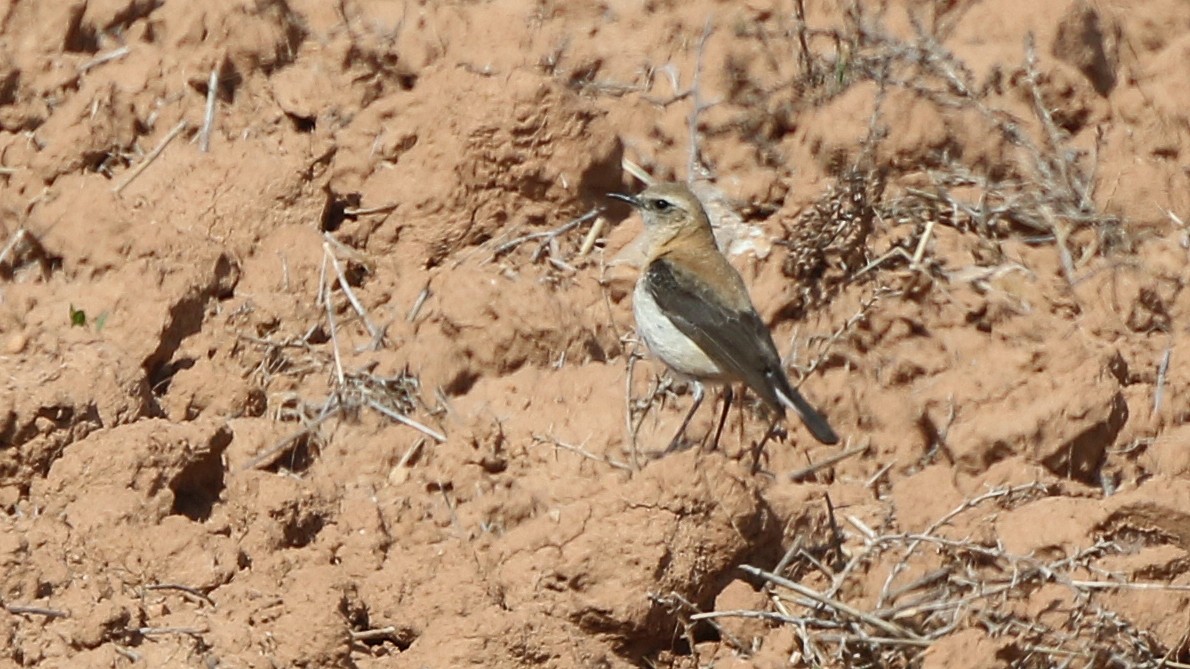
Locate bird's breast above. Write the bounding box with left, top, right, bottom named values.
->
left=633, top=279, right=728, bottom=382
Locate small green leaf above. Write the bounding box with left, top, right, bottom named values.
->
left=94, top=311, right=110, bottom=332
left=69, top=304, right=87, bottom=327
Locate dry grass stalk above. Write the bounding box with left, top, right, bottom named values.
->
left=719, top=481, right=1189, bottom=666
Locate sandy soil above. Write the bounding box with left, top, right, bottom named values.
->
left=1, top=0, right=1189, bottom=667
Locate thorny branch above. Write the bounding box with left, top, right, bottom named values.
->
left=722, top=482, right=1187, bottom=666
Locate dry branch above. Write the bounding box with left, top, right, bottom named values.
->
left=534, top=433, right=632, bottom=472
left=113, top=120, right=189, bottom=195
left=323, top=236, right=384, bottom=348
left=686, top=16, right=716, bottom=181
left=5, top=603, right=69, bottom=618
left=79, top=46, right=130, bottom=73
left=367, top=399, right=446, bottom=443
left=491, top=208, right=600, bottom=261
left=143, top=583, right=216, bottom=608
left=199, top=67, right=218, bottom=153
left=787, top=442, right=869, bottom=482
left=741, top=564, right=926, bottom=641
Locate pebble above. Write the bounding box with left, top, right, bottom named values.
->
left=5, top=332, right=27, bottom=354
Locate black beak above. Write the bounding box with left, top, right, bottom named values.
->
left=607, top=192, right=640, bottom=208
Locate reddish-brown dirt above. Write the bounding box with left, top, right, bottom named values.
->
left=1, top=1, right=1188, bottom=667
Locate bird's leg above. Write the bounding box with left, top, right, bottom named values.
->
left=665, top=381, right=704, bottom=453
left=708, top=385, right=733, bottom=452
left=750, top=419, right=786, bottom=474
left=736, top=387, right=747, bottom=446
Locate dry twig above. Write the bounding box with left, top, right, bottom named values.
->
left=788, top=442, right=869, bottom=482
left=79, top=46, right=130, bottom=73
left=741, top=564, right=925, bottom=641
left=5, top=603, right=69, bottom=618
left=143, top=583, right=216, bottom=608
left=113, top=120, right=189, bottom=195
left=491, top=208, right=601, bottom=261
left=199, top=67, right=219, bottom=152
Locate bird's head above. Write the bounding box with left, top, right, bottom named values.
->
left=608, top=182, right=711, bottom=248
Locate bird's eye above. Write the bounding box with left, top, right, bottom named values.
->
left=651, top=198, right=672, bottom=212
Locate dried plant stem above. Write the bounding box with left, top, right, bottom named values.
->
left=0, top=228, right=27, bottom=268
left=137, top=626, right=207, bottom=637
left=621, top=157, right=655, bottom=186
left=686, top=16, right=716, bottom=181
left=492, top=208, right=600, bottom=260
left=79, top=46, right=130, bottom=73
left=878, top=482, right=1047, bottom=607
left=535, top=434, right=632, bottom=472
left=577, top=215, right=607, bottom=257
left=323, top=237, right=383, bottom=348
left=623, top=349, right=643, bottom=471
left=113, top=120, right=188, bottom=195
left=691, top=609, right=805, bottom=625
left=788, top=442, right=868, bottom=482
left=5, top=604, right=68, bottom=618
left=741, top=564, right=925, bottom=641
left=241, top=403, right=339, bottom=471
left=321, top=253, right=347, bottom=389
left=350, top=627, right=396, bottom=641
left=1154, top=346, right=1172, bottom=415
left=143, top=583, right=216, bottom=608
left=366, top=399, right=446, bottom=443
left=199, top=67, right=218, bottom=152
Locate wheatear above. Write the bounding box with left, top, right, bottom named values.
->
left=610, top=182, right=839, bottom=450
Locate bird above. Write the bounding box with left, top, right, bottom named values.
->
left=609, top=182, right=839, bottom=451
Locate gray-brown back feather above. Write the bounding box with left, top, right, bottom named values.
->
left=644, top=257, right=839, bottom=445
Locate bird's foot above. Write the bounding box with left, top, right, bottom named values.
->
left=747, top=423, right=786, bottom=473
left=664, top=434, right=699, bottom=454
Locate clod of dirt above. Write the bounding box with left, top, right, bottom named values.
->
left=329, top=67, right=624, bottom=267
left=712, top=579, right=770, bottom=646
left=32, top=420, right=232, bottom=531
left=1099, top=478, right=1190, bottom=552
left=946, top=345, right=1127, bottom=483
left=1051, top=1, right=1118, bottom=96
left=263, top=566, right=356, bottom=669
left=891, top=465, right=964, bottom=533
left=406, top=262, right=620, bottom=395
left=920, top=627, right=1010, bottom=669
left=1141, top=425, right=1190, bottom=478
left=494, top=451, right=769, bottom=654
left=72, top=600, right=135, bottom=650
left=0, top=345, right=151, bottom=495
left=996, top=496, right=1103, bottom=556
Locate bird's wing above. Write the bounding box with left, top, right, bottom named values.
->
left=643, top=256, right=785, bottom=399
left=644, top=256, right=839, bottom=445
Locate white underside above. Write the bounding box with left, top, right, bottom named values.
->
left=633, top=280, right=726, bottom=381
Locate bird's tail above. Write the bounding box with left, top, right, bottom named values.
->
left=771, top=374, right=839, bottom=445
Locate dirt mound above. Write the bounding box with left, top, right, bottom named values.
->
left=2, top=0, right=1189, bottom=667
